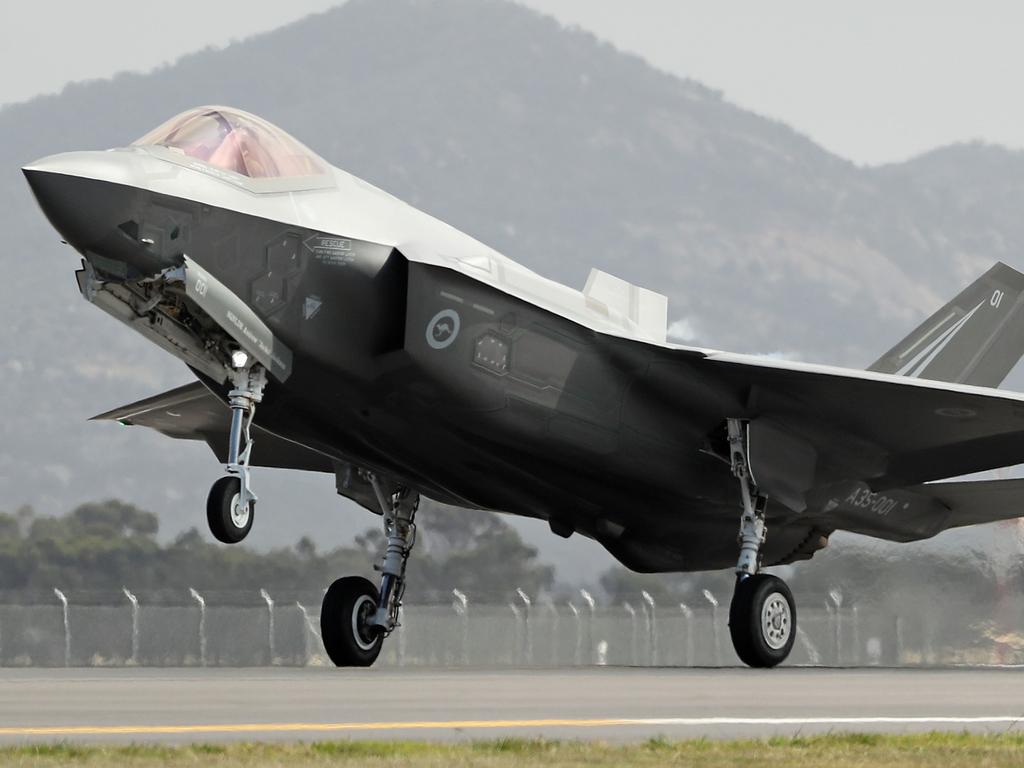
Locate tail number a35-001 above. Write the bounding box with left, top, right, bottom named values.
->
left=846, top=487, right=899, bottom=517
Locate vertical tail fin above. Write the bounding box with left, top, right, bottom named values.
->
left=868, top=262, right=1024, bottom=388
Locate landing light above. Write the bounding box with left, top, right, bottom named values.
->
left=231, top=350, right=249, bottom=369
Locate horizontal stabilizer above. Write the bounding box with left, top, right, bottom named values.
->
left=93, top=381, right=333, bottom=472
left=868, top=261, right=1024, bottom=388
left=913, top=478, right=1024, bottom=531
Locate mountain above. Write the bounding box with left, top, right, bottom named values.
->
left=3, top=0, right=1024, bottom=577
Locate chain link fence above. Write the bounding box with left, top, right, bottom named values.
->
left=0, top=586, right=1020, bottom=667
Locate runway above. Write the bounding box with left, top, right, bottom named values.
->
left=0, top=667, right=1022, bottom=743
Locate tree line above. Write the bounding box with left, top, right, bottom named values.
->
left=0, top=498, right=1011, bottom=616
left=0, top=498, right=552, bottom=604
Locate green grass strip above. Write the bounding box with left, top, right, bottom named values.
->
left=1, top=732, right=1024, bottom=767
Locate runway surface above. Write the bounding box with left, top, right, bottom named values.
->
left=0, top=667, right=1022, bottom=743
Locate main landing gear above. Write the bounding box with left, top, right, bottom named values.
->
left=207, top=360, right=266, bottom=544
left=199, top=354, right=419, bottom=668
left=726, top=418, right=796, bottom=668
left=320, top=475, right=420, bottom=667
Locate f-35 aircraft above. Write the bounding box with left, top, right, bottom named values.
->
left=24, top=107, right=1024, bottom=667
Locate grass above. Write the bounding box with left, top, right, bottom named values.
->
left=0, top=733, right=1023, bottom=767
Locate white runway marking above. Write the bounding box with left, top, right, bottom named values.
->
left=630, top=716, right=1024, bottom=726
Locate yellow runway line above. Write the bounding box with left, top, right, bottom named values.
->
left=0, top=719, right=629, bottom=737
left=0, top=715, right=1022, bottom=737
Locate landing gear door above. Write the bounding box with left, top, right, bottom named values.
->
left=747, top=418, right=818, bottom=513
left=180, top=255, right=293, bottom=382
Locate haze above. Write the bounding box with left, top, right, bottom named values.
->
left=3, top=1, right=1024, bottom=165
left=3, top=0, right=1022, bottom=583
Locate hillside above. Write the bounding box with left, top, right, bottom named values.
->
left=3, top=0, right=1024, bottom=572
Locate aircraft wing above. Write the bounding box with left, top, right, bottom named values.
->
left=669, top=348, right=1024, bottom=494
left=92, top=382, right=334, bottom=472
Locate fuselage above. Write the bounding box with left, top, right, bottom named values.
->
left=23, top=107, right=827, bottom=572
left=27, top=109, right=1024, bottom=672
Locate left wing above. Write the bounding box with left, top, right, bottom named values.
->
left=631, top=342, right=1024, bottom=538
left=649, top=348, right=1024, bottom=541
left=92, top=381, right=334, bottom=472
left=697, top=350, right=1024, bottom=489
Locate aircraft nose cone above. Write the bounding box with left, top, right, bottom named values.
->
left=23, top=152, right=173, bottom=278
left=24, top=153, right=137, bottom=244
left=23, top=165, right=101, bottom=243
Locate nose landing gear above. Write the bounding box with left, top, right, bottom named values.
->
left=207, top=362, right=266, bottom=544
left=725, top=418, right=797, bottom=668
left=320, top=474, right=420, bottom=667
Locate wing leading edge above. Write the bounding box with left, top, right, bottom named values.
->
left=92, top=382, right=333, bottom=472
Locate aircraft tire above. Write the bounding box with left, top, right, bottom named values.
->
left=728, top=573, right=796, bottom=668
left=320, top=576, right=384, bottom=667
left=206, top=476, right=254, bottom=544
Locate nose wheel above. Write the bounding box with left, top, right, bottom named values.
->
left=206, top=476, right=254, bottom=543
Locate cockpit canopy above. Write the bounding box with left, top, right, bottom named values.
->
left=133, top=107, right=326, bottom=180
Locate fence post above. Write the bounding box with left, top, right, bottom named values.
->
left=516, top=588, right=532, bottom=665
left=829, top=588, right=843, bottom=666
left=580, top=589, right=595, bottom=664
left=702, top=589, right=720, bottom=666
left=189, top=588, right=206, bottom=667
left=259, top=589, right=275, bottom=665
left=122, top=587, right=139, bottom=665
left=452, top=589, right=469, bottom=665
left=53, top=588, right=70, bottom=667
left=509, top=602, right=522, bottom=664
left=295, top=602, right=321, bottom=665
left=544, top=597, right=560, bottom=666
left=680, top=602, right=694, bottom=666
left=624, top=602, right=638, bottom=666
left=568, top=602, right=582, bottom=665
left=642, top=590, right=657, bottom=666
left=824, top=600, right=836, bottom=666
left=852, top=604, right=861, bottom=665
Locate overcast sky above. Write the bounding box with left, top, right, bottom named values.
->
left=1, top=0, right=1022, bottom=166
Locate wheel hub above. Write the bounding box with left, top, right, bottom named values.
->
left=350, top=594, right=379, bottom=651
left=229, top=493, right=250, bottom=528
left=761, top=592, right=792, bottom=650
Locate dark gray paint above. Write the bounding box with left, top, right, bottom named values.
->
left=24, top=142, right=1024, bottom=575
left=870, top=261, right=1024, bottom=387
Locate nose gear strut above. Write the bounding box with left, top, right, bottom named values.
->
left=206, top=361, right=266, bottom=544
left=226, top=364, right=266, bottom=510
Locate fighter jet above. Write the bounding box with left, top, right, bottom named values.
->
left=23, top=106, right=1024, bottom=667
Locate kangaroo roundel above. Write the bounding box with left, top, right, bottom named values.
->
left=426, top=309, right=460, bottom=349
